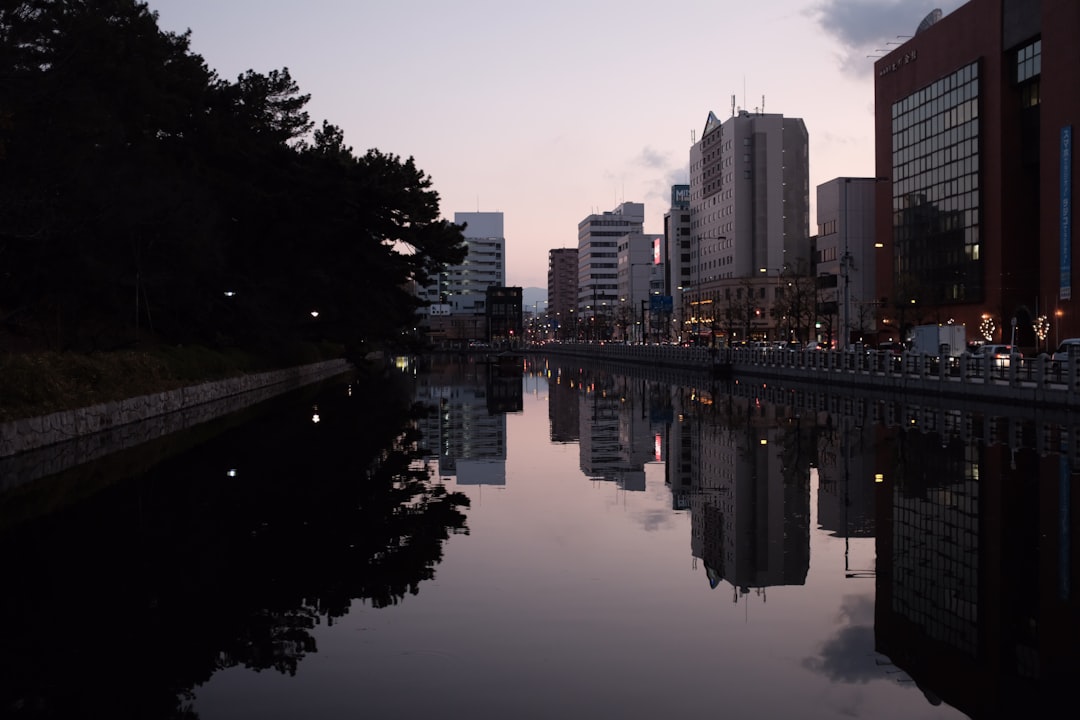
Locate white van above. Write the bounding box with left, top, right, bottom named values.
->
left=1052, top=338, right=1080, bottom=362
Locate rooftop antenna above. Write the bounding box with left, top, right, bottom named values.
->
left=762, top=95, right=765, bottom=114
left=691, top=128, right=696, bottom=143
left=731, top=94, right=736, bottom=117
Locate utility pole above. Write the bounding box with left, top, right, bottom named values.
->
left=641, top=299, right=647, bottom=344
left=842, top=179, right=850, bottom=350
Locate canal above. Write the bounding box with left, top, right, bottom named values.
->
left=1, top=354, right=1075, bottom=719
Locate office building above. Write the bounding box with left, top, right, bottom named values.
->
left=577, top=202, right=645, bottom=333
left=816, top=177, right=879, bottom=348
left=448, top=212, right=506, bottom=313
left=685, top=109, right=810, bottom=344
left=616, top=232, right=663, bottom=342
left=547, top=248, right=578, bottom=340
left=664, top=185, right=692, bottom=336
left=486, top=285, right=522, bottom=345
left=418, top=211, right=505, bottom=344
left=874, top=0, right=1080, bottom=349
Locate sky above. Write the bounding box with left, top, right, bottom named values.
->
left=146, top=0, right=967, bottom=289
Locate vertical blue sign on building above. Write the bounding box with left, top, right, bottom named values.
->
left=1061, top=126, right=1072, bottom=300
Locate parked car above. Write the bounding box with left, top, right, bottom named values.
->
left=972, top=343, right=1021, bottom=368
left=804, top=341, right=825, bottom=351
left=876, top=341, right=906, bottom=355
left=1052, top=338, right=1080, bottom=362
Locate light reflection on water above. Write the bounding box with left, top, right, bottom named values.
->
left=194, top=354, right=1074, bottom=719
left=3, top=354, right=1077, bottom=719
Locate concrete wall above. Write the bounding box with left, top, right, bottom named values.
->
left=0, top=359, right=351, bottom=461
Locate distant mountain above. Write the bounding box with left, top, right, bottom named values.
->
left=522, top=286, right=547, bottom=312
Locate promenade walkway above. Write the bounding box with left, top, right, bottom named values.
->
left=535, top=342, right=1080, bottom=412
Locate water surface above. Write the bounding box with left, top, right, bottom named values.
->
left=3, top=355, right=1075, bottom=719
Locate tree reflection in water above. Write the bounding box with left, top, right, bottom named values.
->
left=0, top=370, right=469, bottom=719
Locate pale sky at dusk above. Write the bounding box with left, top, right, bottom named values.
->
left=146, top=0, right=966, bottom=289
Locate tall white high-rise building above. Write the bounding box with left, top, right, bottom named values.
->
left=689, top=109, right=809, bottom=291
left=682, top=109, right=809, bottom=344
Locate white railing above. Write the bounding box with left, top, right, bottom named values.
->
left=532, top=342, right=1080, bottom=410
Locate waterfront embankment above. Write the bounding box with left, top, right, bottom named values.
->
left=536, top=342, right=1080, bottom=412
left=0, top=359, right=352, bottom=468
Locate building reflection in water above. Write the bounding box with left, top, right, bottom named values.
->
left=412, top=357, right=523, bottom=486
left=817, top=414, right=877, bottom=577
left=577, top=373, right=659, bottom=491
left=875, top=419, right=1077, bottom=716
left=525, top=356, right=1077, bottom=716
left=546, top=365, right=581, bottom=444
left=669, top=385, right=810, bottom=603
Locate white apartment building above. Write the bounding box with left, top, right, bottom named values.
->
left=421, top=212, right=506, bottom=315
left=577, top=202, right=644, bottom=319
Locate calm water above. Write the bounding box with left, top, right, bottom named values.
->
left=1, top=355, right=1076, bottom=719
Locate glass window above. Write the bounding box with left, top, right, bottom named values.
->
left=1016, top=39, right=1041, bottom=83
left=890, top=61, right=982, bottom=305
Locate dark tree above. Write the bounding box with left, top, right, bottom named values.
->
left=0, top=0, right=465, bottom=355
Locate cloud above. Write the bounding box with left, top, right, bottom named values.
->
left=801, top=593, right=883, bottom=684
left=636, top=145, right=669, bottom=170
left=807, top=0, right=968, bottom=75
left=627, top=146, right=689, bottom=218
left=636, top=508, right=674, bottom=532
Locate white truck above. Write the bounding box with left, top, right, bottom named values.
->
left=909, top=324, right=966, bottom=357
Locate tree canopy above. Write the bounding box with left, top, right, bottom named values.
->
left=0, top=0, right=465, bottom=357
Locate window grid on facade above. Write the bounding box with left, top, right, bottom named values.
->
left=890, top=61, right=982, bottom=305
left=891, top=475, right=980, bottom=657
left=1016, top=39, right=1041, bottom=108
left=1016, top=39, right=1041, bottom=83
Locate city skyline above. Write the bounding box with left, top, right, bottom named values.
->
left=147, top=0, right=967, bottom=288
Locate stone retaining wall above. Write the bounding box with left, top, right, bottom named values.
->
left=0, top=359, right=351, bottom=461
